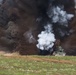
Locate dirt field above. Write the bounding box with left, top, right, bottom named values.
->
left=0, top=51, right=76, bottom=75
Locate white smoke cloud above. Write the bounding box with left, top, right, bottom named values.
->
left=37, top=5, right=74, bottom=52
left=36, top=24, right=56, bottom=50
left=47, top=6, right=74, bottom=26
left=23, top=30, right=36, bottom=44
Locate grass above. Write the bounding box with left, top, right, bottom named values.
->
left=0, top=54, right=76, bottom=75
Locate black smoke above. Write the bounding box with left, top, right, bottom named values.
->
left=0, top=0, right=75, bottom=55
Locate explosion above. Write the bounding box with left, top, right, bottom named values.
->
left=0, top=0, right=75, bottom=55
left=37, top=1, right=74, bottom=55
left=36, top=24, right=55, bottom=50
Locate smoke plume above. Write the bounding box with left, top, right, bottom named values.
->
left=36, top=1, right=74, bottom=54
left=36, top=24, right=56, bottom=50
left=0, top=0, right=75, bottom=55
left=47, top=6, right=74, bottom=26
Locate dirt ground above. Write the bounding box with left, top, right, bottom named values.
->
left=0, top=51, right=76, bottom=65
